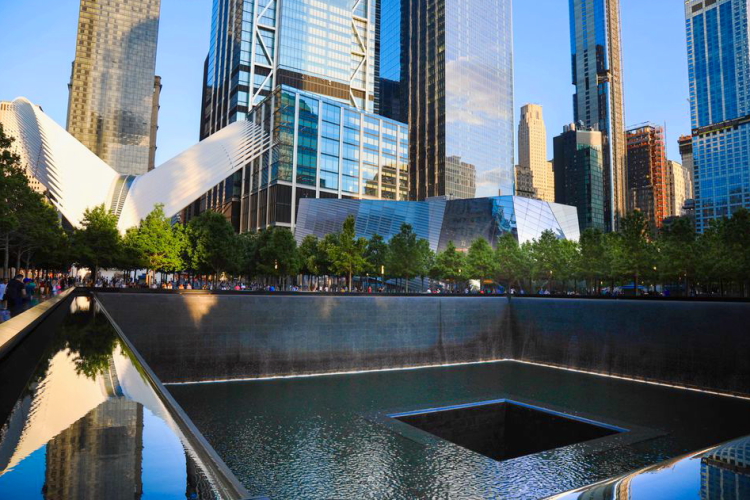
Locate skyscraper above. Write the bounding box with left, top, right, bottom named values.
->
left=626, top=124, right=672, bottom=229
left=200, top=0, right=377, bottom=141
left=408, top=0, right=514, bottom=200
left=66, top=0, right=161, bottom=176
left=669, top=160, right=694, bottom=216
left=684, top=0, right=750, bottom=232
left=553, top=124, right=606, bottom=231
left=678, top=135, right=695, bottom=178
left=569, top=0, right=627, bottom=231
left=518, top=104, right=554, bottom=202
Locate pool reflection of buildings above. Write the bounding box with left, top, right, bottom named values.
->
left=701, top=438, right=750, bottom=499
left=44, top=399, right=144, bottom=500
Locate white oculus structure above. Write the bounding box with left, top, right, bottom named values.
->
left=0, top=97, right=272, bottom=231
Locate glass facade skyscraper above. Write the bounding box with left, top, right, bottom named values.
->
left=66, top=0, right=161, bottom=176
left=553, top=124, right=606, bottom=231
left=191, top=85, right=409, bottom=232
left=200, top=0, right=377, bottom=140
left=408, top=0, right=515, bottom=201
left=569, top=0, right=627, bottom=231
left=685, top=0, right=750, bottom=233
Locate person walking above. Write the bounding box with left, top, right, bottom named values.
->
left=5, top=275, right=27, bottom=316
left=0, top=279, right=7, bottom=310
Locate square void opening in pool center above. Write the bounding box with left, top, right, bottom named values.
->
left=392, top=399, right=625, bottom=462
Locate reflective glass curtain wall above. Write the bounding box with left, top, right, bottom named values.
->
left=409, top=0, right=515, bottom=201
left=685, top=0, right=750, bottom=233
left=239, top=85, right=409, bottom=233
left=66, top=0, right=161, bottom=176
left=569, top=0, right=627, bottom=231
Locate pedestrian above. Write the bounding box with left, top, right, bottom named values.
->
left=5, top=275, right=27, bottom=316
left=0, top=279, right=7, bottom=309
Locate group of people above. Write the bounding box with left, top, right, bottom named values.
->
left=0, top=274, right=72, bottom=321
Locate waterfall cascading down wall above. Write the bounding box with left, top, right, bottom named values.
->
left=95, top=293, right=750, bottom=396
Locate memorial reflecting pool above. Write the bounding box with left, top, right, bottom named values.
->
left=170, top=362, right=750, bottom=499
left=0, top=297, right=237, bottom=499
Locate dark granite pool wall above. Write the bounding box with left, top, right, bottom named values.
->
left=508, top=297, right=750, bottom=396
left=96, top=293, right=511, bottom=383
left=96, top=292, right=750, bottom=395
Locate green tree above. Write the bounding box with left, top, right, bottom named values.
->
left=617, top=210, right=655, bottom=295
left=128, top=204, right=186, bottom=281
left=386, top=223, right=422, bottom=293
left=579, top=228, right=607, bottom=293
left=719, top=208, right=750, bottom=296
left=187, top=211, right=238, bottom=284
left=494, top=233, right=523, bottom=292
left=435, top=241, right=465, bottom=291
left=298, top=234, right=320, bottom=289
left=416, top=238, right=435, bottom=290
left=237, top=231, right=260, bottom=280
left=327, top=215, right=368, bottom=291
left=72, top=205, right=122, bottom=282
left=658, top=217, right=696, bottom=295
left=1, top=124, right=38, bottom=276
left=466, top=238, right=498, bottom=288
left=365, top=234, right=388, bottom=276
left=531, top=230, right=562, bottom=291
left=258, top=226, right=300, bottom=288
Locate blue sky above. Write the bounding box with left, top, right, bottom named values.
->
left=0, top=0, right=690, bottom=164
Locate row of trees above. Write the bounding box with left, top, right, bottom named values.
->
left=3, top=123, right=750, bottom=295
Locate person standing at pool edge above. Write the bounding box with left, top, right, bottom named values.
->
left=5, top=275, right=27, bottom=316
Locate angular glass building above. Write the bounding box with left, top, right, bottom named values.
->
left=569, top=0, right=627, bottom=231
left=685, top=0, right=750, bottom=232
left=295, top=196, right=580, bottom=252
left=407, top=0, right=515, bottom=200
left=66, top=0, right=161, bottom=176
left=191, top=86, right=408, bottom=233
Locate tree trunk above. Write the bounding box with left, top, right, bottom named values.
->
left=405, top=277, right=409, bottom=294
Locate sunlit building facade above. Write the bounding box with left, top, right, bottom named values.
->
left=569, top=0, right=627, bottom=231
left=669, top=160, right=694, bottom=216
left=518, top=104, right=554, bottom=202
left=66, top=0, right=161, bottom=175
left=408, top=0, right=514, bottom=200
left=685, top=0, right=750, bottom=233
left=626, top=124, right=672, bottom=229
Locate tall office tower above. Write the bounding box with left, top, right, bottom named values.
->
left=518, top=104, right=554, bottom=202
left=553, top=124, right=606, bottom=231
left=408, top=0, right=514, bottom=200
left=66, top=0, right=161, bottom=176
left=685, top=0, right=750, bottom=232
left=515, top=164, right=536, bottom=198
left=376, top=0, right=407, bottom=123
left=678, top=135, right=695, bottom=177
left=569, top=0, right=627, bottom=231
left=626, top=124, right=672, bottom=229
left=200, top=0, right=377, bottom=140
left=669, top=160, right=694, bottom=216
